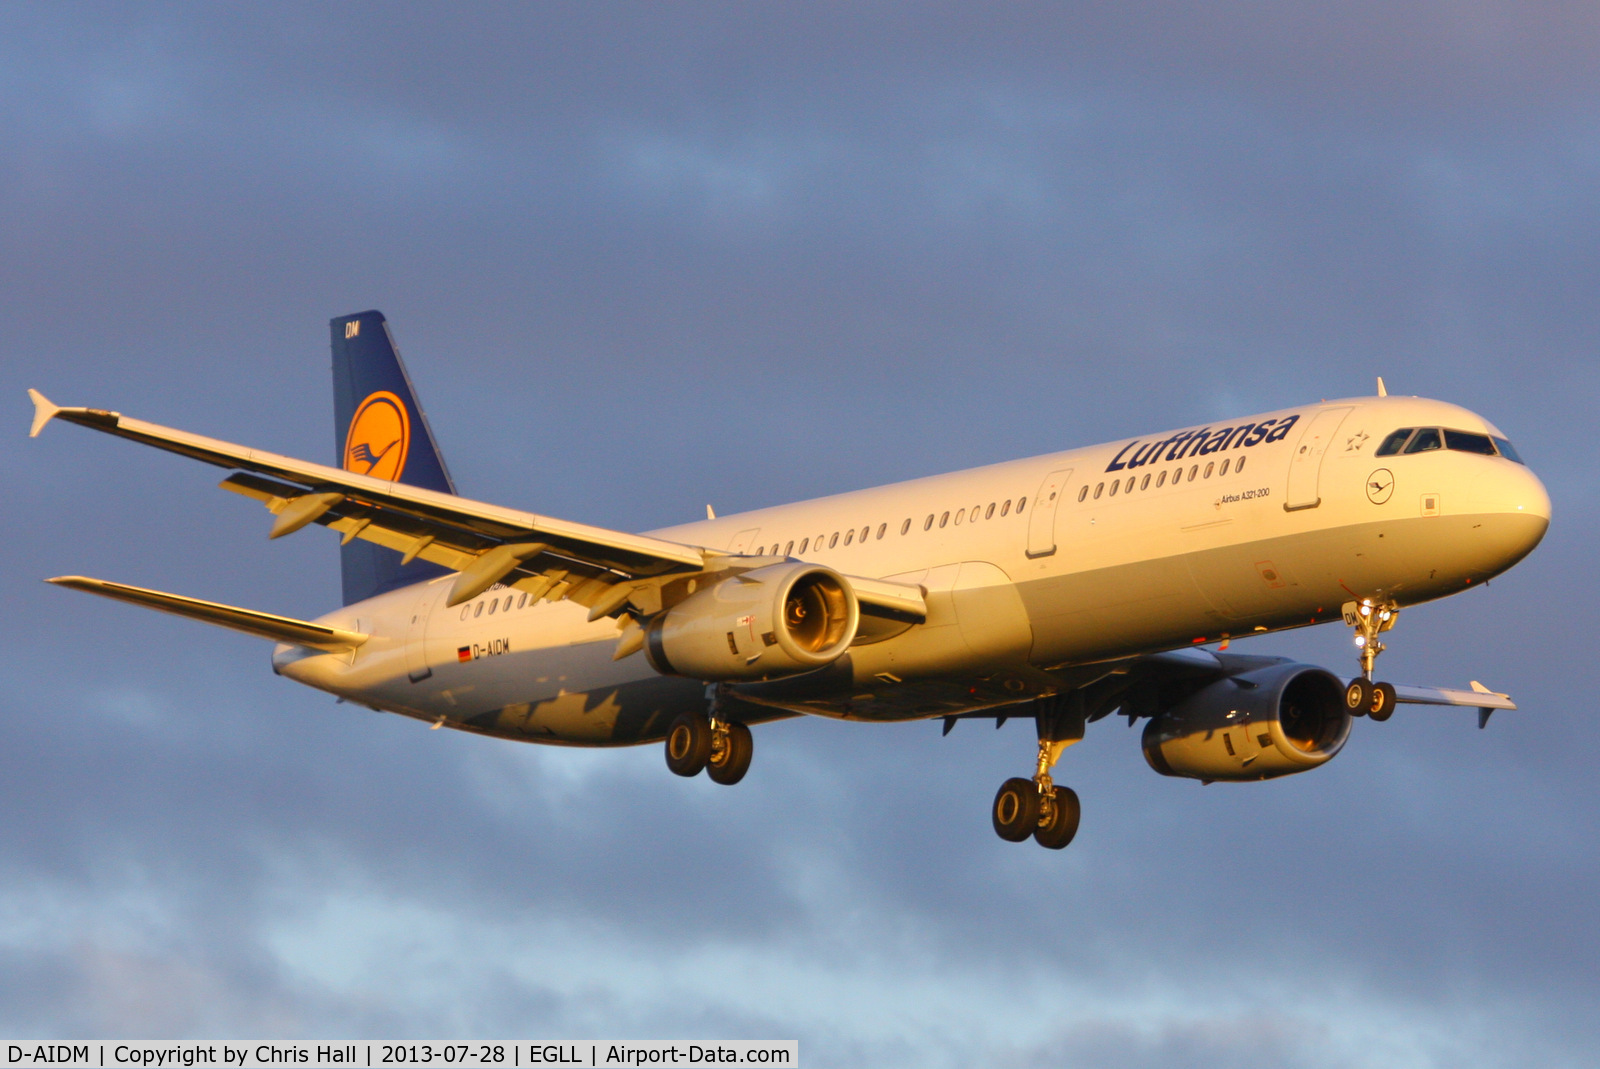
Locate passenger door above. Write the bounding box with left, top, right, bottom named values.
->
left=1284, top=408, right=1353, bottom=511
left=1026, top=468, right=1074, bottom=558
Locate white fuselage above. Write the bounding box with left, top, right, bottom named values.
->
left=274, top=395, right=1549, bottom=745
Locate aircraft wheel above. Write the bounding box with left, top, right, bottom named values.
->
left=1034, top=786, right=1081, bottom=850
left=1369, top=682, right=1397, bottom=722
left=665, top=712, right=712, bottom=777
left=1345, top=678, right=1374, bottom=716
left=706, top=721, right=753, bottom=785
left=992, top=778, right=1040, bottom=842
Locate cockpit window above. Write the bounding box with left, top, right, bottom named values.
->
left=1444, top=429, right=1497, bottom=456
left=1403, top=428, right=1443, bottom=454
left=1375, top=428, right=1414, bottom=456
left=1493, top=437, right=1524, bottom=464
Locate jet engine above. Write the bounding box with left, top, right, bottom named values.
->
left=1141, top=663, right=1350, bottom=781
left=644, top=562, right=859, bottom=682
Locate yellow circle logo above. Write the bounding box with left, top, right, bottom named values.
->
left=343, top=391, right=411, bottom=481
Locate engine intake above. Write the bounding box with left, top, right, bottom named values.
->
left=1142, top=663, right=1350, bottom=781
left=645, top=563, right=859, bottom=682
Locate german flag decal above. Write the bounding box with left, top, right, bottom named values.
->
left=457, top=646, right=472, bottom=663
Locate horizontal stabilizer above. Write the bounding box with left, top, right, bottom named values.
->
left=47, top=576, right=367, bottom=652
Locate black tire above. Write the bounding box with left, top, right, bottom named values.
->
left=1034, top=786, right=1081, bottom=850
left=1345, top=678, right=1374, bottom=716
left=706, top=721, right=753, bottom=785
left=992, top=778, right=1040, bottom=842
left=665, top=712, right=712, bottom=777
left=1370, top=681, right=1397, bottom=722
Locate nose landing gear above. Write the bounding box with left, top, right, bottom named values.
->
left=992, top=697, right=1084, bottom=849
left=1343, top=598, right=1399, bottom=721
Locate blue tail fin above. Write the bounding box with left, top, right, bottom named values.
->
left=331, top=310, right=458, bottom=605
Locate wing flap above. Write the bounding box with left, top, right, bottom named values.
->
left=47, top=576, right=367, bottom=652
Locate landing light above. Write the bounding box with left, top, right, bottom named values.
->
left=1354, top=636, right=1366, bottom=648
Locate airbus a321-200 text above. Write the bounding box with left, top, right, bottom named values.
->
left=30, top=312, right=1549, bottom=848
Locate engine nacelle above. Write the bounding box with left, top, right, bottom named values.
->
left=1142, top=663, right=1351, bottom=782
left=644, top=562, right=859, bottom=682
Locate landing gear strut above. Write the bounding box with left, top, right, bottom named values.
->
left=665, top=689, right=753, bottom=785
left=992, top=696, right=1083, bottom=849
left=1343, top=598, right=1399, bottom=721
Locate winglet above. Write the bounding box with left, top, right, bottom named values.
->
left=1376, top=376, right=1388, bottom=398
left=27, top=389, right=60, bottom=438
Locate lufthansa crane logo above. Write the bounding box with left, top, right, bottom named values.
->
left=1366, top=467, right=1394, bottom=505
left=343, top=390, right=410, bottom=481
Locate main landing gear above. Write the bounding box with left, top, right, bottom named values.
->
left=1343, top=598, right=1399, bottom=721
left=664, top=695, right=753, bottom=785
left=992, top=697, right=1084, bottom=849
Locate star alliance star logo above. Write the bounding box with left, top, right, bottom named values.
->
left=1345, top=431, right=1370, bottom=452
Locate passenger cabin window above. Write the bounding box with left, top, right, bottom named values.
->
left=1236, top=456, right=1247, bottom=473
left=1125, top=476, right=1134, bottom=493
left=1000, top=500, right=1011, bottom=515
left=1404, top=428, right=1443, bottom=454
left=939, top=511, right=949, bottom=528
left=785, top=540, right=794, bottom=555
left=518, top=593, right=528, bottom=608
left=1140, top=474, right=1150, bottom=490
left=1156, top=471, right=1167, bottom=487
left=1376, top=428, right=1415, bottom=456
left=953, top=509, right=963, bottom=525
left=844, top=530, right=854, bottom=545
left=924, top=514, right=934, bottom=530
left=1093, top=482, right=1104, bottom=499
left=1078, top=486, right=1088, bottom=502
left=829, top=532, right=839, bottom=548
left=1187, top=465, right=1198, bottom=481
left=986, top=503, right=996, bottom=518
left=900, top=519, right=911, bottom=535
left=1203, top=462, right=1214, bottom=479
left=1219, top=459, right=1230, bottom=476
left=1018, top=497, right=1027, bottom=512
left=1109, top=480, right=1119, bottom=497
left=877, top=523, right=887, bottom=539
left=799, top=538, right=809, bottom=553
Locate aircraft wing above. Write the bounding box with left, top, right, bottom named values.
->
left=28, top=391, right=927, bottom=623
left=48, top=576, right=367, bottom=652
left=1389, top=680, right=1515, bottom=728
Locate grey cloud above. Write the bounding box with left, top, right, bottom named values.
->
left=2, top=2, right=1597, bottom=1065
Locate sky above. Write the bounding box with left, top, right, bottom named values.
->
left=2, top=3, right=1597, bottom=1065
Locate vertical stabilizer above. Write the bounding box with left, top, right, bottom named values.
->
left=331, top=311, right=457, bottom=605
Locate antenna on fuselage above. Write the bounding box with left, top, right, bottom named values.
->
left=1376, top=376, right=1388, bottom=397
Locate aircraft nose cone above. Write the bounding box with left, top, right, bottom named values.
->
left=1493, top=462, right=1550, bottom=568
left=1515, top=463, right=1552, bottom=523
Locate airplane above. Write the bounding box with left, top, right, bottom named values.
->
left=28, top=311, right=1549, bottom=849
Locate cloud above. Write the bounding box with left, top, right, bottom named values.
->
left=1, top=2, right=1596, bottom=1064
